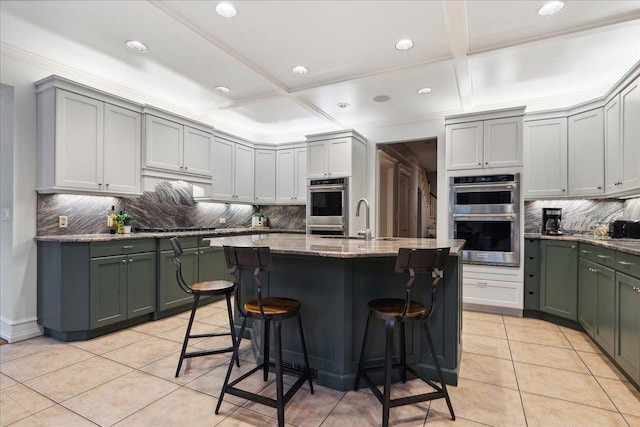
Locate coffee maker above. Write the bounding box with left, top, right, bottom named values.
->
left=542, top=208, right=563, bottom=235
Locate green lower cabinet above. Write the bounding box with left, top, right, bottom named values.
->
left=594, top=265, right=615, bottom=356
left=578, top=258, right=597, bottom=336
left=199, top=247, right=229, bottom=282
left=127, top=252, right=157, bottom=319
left=158, top=246, right=198, bottom=311
left=90, top=251, right=156, bottom=329
left=90, top=255, right=127, bottom=329
left=615, top=273, right=640, bottom=384
left=540, top=240, right=578, bottom=321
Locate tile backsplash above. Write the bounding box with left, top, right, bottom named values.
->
left=524, top=198, right=640, bottom=233
left=37, top=181, right=306, bottom=235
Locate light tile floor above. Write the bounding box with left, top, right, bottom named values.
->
left=1, top=303, right=639, bottom=426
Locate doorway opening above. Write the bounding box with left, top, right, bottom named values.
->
left=376, top=139, right=437, bottom=238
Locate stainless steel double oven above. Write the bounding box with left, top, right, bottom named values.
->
left=450, top=173, right=521, bottom=266
left=306, top=177, right=348, bottom=235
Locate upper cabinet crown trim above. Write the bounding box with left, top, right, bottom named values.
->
left=445, top=106, right=526, bottom=125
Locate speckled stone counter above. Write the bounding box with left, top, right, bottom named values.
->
left=204, top=233, right=464, bottom=391
left=35, top=228, right=305, bottom=242
left=524, top=233, right=640, bottom=256
left=204, top=233, right=465, bottom=258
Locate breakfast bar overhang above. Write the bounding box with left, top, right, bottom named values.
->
left=204, top=234, right=465, bottom=391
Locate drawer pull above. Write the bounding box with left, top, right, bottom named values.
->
left=123, top=245, right=134, bottom=249
left=121, top=259, right=127, bottom=264
left=129, top=259, right=133, bottom=263
left=581, top=250, right=591, bottom=254
left=596, top=254, right=610, bottom=259
left=618, top=261, right=633, bottom=266
left=571, top=245, right=576, bottom=250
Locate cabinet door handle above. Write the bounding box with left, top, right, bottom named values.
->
left=597, top=186, right=602, bottom=189
left=129, top=259, right=133, bottom=263
left=562, top=189, right=566, bottom=192
left=597, top=254, right=610, bottom=259
left=184, top=166, right=188, bottom=171
left=121, top=259, right=127, bottom=264
left=123, top=245, right=133, bottom=249
left=571, top=245, right=576, bottom=249
left=618, top=261, right=633, bottom=266
left=589, top=267, right=599, bottom=273
left=478, top=162, right=482, bottom=166
left=581, top=250, right=591, bottom=254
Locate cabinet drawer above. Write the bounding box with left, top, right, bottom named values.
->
left=158, top=236, right=199, bottom=252
left=615, top=251, right=640, bottom=279
left=579, top=243, right=615, bottom=268
left=91, top=239, right=157, bottom=257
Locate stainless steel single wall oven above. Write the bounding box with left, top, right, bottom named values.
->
left=450, top=173, right=520, bottom=266
left=307, top=177, right=348, bottom=235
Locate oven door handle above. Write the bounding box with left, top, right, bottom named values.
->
left=308, top=224, right=345, bottom=230
left=308, top=185, right=345, bottom=192
left=452, top=213, right=517, bottom=220
left=452, top=183, right=516, bottom=191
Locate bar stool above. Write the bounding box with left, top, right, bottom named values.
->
left=354, top=247, right=455, bottom=427
left=170, top=237, right=239, bottom=378
left=215, top=246, right=314, bottom=427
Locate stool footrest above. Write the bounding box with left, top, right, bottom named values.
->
left=183, top=347, right=234, bottom=359
left=189, top=332, right=232, bottom=339
left=225, top=363, right=310, bottom=408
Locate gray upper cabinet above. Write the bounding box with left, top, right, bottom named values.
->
left=276, top=147, right=307, bottom=204
left=36, top=79, right=142, bottom=196
left=605, top=77, right=640, bottom=195
left=143, top=115, right=213, bottom=177
left=254, top=149, right=276, bottom=203
left=619, top=76, right=640, bottom=192
left=445, top=112, right=523, bottom=171
left=524, top=118, right=568, bottom=198
left=568, top=108, right=604, bottom=196
left=212, top=134, right=255, bottom=203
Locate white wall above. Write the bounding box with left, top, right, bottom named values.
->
left=0, top=53, right=44, bottom=342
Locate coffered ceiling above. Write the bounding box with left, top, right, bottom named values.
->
left=1, top=1, right=639, bottom=143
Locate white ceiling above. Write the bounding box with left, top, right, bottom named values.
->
left=1, top=1, right=639, bottom=143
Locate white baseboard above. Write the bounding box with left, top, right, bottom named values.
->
left=0, top=315, right=43, bottom=343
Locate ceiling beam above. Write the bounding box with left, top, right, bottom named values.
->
left=441, top=0, right=473, bottom=111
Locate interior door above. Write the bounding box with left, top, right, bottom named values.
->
left=376, top=151, right=396, bottom=237
left=397, top=165, right=411, bottom=237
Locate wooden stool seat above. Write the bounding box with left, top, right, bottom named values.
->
left=245, top=297, right=301, bottom=318
left=368, top=298, right=426, bottom=319
left=191, top=280, right=235, bottom=294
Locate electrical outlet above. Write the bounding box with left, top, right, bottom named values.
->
left=1, top=208, right=10, bottom=221
left=219, top=217, right=226, bottom=224
left=58, top=216, right=68, bottom=228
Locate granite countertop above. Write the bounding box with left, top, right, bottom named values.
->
left=35, top=228, right=305, bottom=243
left=203, top=233, right=466, bottom=258
left=524, top=233, right=640, bottom=256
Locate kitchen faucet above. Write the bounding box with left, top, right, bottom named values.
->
left=356, top=198, right=372, bottom=241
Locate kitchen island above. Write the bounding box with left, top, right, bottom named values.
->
left=204, top=233, right=465, bottom=391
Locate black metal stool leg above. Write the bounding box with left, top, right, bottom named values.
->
left=274, top=320, right=285, bottom=427
left=226, top=293, right=240, bottom=368
left=297, top=313, right=314, bottom=394
left=400, top=321, right=407, bottom=383
left=424, top=323, right=455, bottom=420
left=263, top=318, right=271, bottom=381
left=382, top=319, right=394, bottom=427
left=176, top=294, right=200, bottom=377
left=215, top=317, right=247, bottom=415
left=354, top=312, right=372, bottom=391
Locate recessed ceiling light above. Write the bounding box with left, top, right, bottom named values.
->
left=336, top=102, right=350, bottom=109
left=125, top=40, right=148, bottom=52
left=292, top=65, right=308, bottom=75
left=373, top=95, right=390, bottom=103
left=215, top=86, right=230, bottom=93
left=216, top=2, right=237, bottom=18
left=395, top=39, right=414, bottom=51
left=537, top=1, right=565, bottom=16
left=417, top=87, right=432, bottom=94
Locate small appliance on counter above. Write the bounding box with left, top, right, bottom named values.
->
left=542, top=208, right=563, bottom=235
left=609, top=219, right=640, bottom=239
left=251, top=213, right=268, bottom=229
